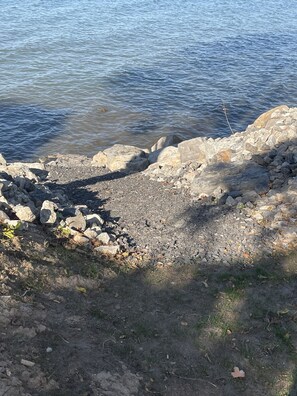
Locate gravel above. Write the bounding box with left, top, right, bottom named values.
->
left=45, top=155, right=273, bottom=264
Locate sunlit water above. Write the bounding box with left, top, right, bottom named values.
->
left=1, top=0, right=297, bottom=160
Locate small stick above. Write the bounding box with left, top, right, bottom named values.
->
left=222, top=101, right=234, bottom=134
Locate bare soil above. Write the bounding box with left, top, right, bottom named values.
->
left=1, top=156, right=297, bottom=395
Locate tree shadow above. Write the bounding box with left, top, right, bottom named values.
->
left=1, top=229, right=297, bottom=395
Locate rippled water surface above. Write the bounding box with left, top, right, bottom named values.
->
left=1, top=0, right=297, bottom=160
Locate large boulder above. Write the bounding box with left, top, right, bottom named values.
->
left=150, top=134, right=183, bottom=152
left=178, top=137, right=209, bottom=164
left=191, top=162, right=270, bottom=197
left=92, top=144, right=148, bottom=173
left=252, top=105, right=289, bottom=129
left=148, top=146, right=181, bottom=167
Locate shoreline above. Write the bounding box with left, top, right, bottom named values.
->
left=1, top=104, right=297, bottom=260
left=1, top=105, right=297, bottom=395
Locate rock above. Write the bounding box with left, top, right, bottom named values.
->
left=40, top=200, right=57, bottom=225
left=13, top=204, right=36, bottom=222
left=97, top=232, right=110, bottom=244
left=0, top=210, right=10, bottom=222
left=0, top=154, right=7, bottom=166
left=150, top=134, right=183, bottom=152
left=29, top=186, right=53, bottom=207
left=0, top=178, right=12, bottom=195
left=84, top=227, right=100, bottom=239
left=241, top=191, right=261, bottom=203
left=191, top=162, right=270, bottom=197
left=85, top=213, right=104, bottom=227
left=73, top=234, right=90, bottom=245
left=93, top=144, right=148, bottom=173
left=66, top=212, right=86, bottom=231
left=148, top=146, right=181, bottom=168
left=225, top=196, right=236, bottom=206
left=252, top=105, right=289, bottom=129
left=212, top=149, right=233, bottom=163
left=92, top=151, right=108, bottom=168
left=178, top=137, right=208, bottom=164
left=5, top=164, right=40, bottom=182
left=20, top=359, right=35, bottom=368
left=95, top=245, right=119, bottom=256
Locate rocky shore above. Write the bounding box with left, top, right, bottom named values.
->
left=1, top=105, right=297, bottom=396
left=1, top=105, right=297, bottom=262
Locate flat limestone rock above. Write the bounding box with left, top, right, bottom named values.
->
left=92, top=144, right=148, bottom=173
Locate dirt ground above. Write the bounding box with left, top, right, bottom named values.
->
left=1, top=224, right=297, bottom=396
left=1, top=155, right=297, bottom=395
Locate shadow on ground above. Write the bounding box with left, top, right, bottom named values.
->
left=1, top=231, right=297, bottom=396
left=1, top=134, right=297, bottom=394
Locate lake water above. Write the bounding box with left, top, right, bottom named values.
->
left=1, top=0, right=297, bottom=161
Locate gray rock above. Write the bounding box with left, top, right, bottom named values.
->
left=40, top=200, right=57, bottom=225
left=92, top=144, right=148, bottom=173
left=178, top=137, right=208, bottom=164
left=148, top=146, right=181, bottom=168
left=150, top=134, right=183, bottom=152
left=97, top=232, right=110, bottom=244
left=6, top=164, right=40, bottom=182
left=62, top=207, right=81, bottom=217
left=0, top=179, right=12, bottom=195
left=66, top=212, right=86, bottom=231
left=0, top=154, right=7, bottom=166
left=0, top=210, right=10, bottom=223
left=85, top=213, right=104, bottom=227
left=225, top=196, right=236, bottom=206
left=95, top=245, right=119, bottom=256
left=13, top=203, right=37, bottom=222
left=29, top=185, right=53, bottom=207
left=14, top=176, right=35, bottom=192
left=241, top=191, right=261, bottom=203
left=73, top=234, right=90, bottom=245
left=191, top=162, right=270, bottom=197
left=84, top=228, right=100, bottom=240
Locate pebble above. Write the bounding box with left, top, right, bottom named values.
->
left=20, top=359, right=35, bottom=367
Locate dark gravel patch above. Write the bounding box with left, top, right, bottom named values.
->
left=45, top=155, right=271, bottom=264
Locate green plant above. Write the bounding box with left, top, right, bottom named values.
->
left=1, top=221, right=21, bottom=239
left=56, top=225, right=71, bottom=238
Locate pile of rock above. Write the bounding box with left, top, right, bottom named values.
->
left=0, top=155, right=121, bottom=255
